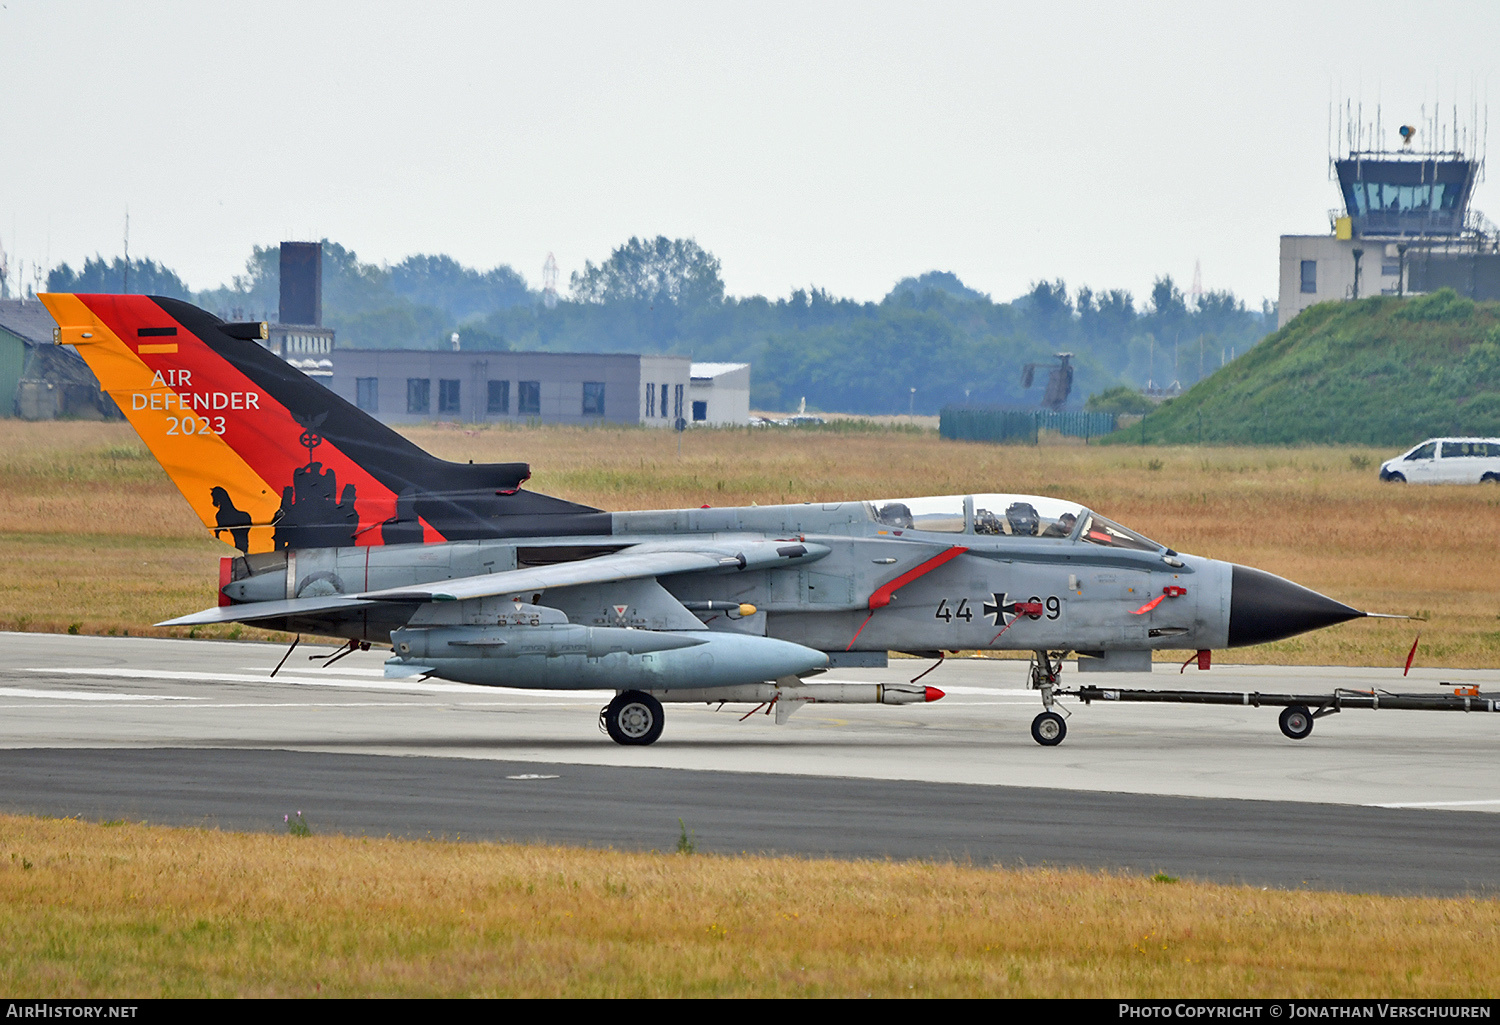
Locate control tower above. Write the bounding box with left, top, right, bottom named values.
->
left=1278, top=103, right=1495, bottom=328
left=1334, top=150, right=1479, bottom=239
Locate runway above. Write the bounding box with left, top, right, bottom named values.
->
left=2, top=631, right=1498, bottom=894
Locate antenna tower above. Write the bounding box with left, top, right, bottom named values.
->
left=0, top=237, right=8, bottom=300
left=542, top=252, right=559, bottom=309
left=1190, top=259, right=1203, bottom=306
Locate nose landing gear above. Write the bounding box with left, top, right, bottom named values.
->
left=1028, top=650, right=1071, bottom=747
left=1031, top=710, right=1067, bottom=746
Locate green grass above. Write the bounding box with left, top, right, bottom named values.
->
left=1114, top=290, right=1500, bottom=446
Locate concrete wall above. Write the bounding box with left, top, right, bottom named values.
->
left=639, top=354, right=693, bottom=428
left=689, top=364, right=751, bottom=426
left=1278, top=235, right=1411, bottom=328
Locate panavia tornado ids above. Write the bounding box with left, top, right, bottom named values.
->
left=40, top=293, right=1382, bottom=746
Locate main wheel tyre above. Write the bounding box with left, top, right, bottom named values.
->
left=1385, top=472, right=1406, bottom=483
left=1031, top=711, right=1067, bottom=746
left=1278, top=705, right=1314, bottom=740
left=603, top=690, right=665, bottom=746
left=1483, top=473, right=1500, bottom=484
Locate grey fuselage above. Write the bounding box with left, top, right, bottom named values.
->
left=221, top=498, right=1231, bottom=660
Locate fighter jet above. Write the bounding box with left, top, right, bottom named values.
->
left=40, top=293, right=1376, bottom=746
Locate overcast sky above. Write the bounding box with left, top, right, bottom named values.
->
left=4, top=1, right=1499, bottom=306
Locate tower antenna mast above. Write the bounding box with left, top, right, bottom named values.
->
left=542, top=252, right=559, bottom=309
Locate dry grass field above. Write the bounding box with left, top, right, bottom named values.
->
left=1, top=814, right=1496, bottom=998
left=3, top=423, right=1498, bottom=999
left=1, top=418, right=1497, bottom=666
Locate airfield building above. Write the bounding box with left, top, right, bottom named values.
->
left=326, top=350, right=752, bottom=428
left=688, top=362, right=751, bottom=425
left=1279, top=109, right=1500, bottom=328
left=264, top=241, right=335, bottom=359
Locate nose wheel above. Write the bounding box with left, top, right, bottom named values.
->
left=1031, top=711, right=1067, bottom=746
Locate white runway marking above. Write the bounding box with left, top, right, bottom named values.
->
left=243, top=665, right=387, bottom=677
left=1369, top=798, right=1500, bottom=809
left=22, top=667, right=615, bottom=699
left=23, top=668, right=1050, bottom=701
left=0, top=687, right=197, bottom=702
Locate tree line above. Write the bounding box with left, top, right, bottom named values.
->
left=48, top=238, right=1274, bottom=414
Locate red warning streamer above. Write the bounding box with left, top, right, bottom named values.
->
left=867, top=546, right=969, bottom=610
left=846, top=545, right=969, bottom=650
left=1132, top=585, right=1187, bottom=616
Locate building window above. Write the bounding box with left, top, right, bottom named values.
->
left=356, top=378, right=379, bottom=413
left=1382, top=261, right=1401, bottom=277
left=693, top=400, right=707, bottom=422
left=1300, top=260, right=1317, bottom=294
left=407, top=378, right=430, bottom=414
left=487, top=379, right=509, bottom=414
left=646, top=382, right=656, bottom=417
left=674, top=384, right=684, bottom=419
left=660, top=383, right=669, bottom=418
left=518, top=380, right=541, bottom=415
left=439, top=379, right=461, bottom=415
left=583, top=382, right=606, bottom=416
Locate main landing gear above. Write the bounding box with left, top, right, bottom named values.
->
left=600, top=690, right=665, bottom=746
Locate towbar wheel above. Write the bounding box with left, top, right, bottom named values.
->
left=1278, top=705, right=1314, bottom=741
left=1031, top=711, right=1067, bottom=747
left=603, top=690, right=665, bottom=746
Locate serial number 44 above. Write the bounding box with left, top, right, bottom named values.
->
left=934, top=598, right=972, bottom=622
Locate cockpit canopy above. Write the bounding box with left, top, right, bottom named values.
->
left=865, top=494, right=1163, bottom=552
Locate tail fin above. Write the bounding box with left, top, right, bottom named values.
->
left=40, top=293, right=608, bottom=553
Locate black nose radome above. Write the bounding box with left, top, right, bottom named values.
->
left=1227, top=565, right=1365, bottom=648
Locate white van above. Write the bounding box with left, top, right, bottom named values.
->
left=1379, top=438, right=1500, bottom=484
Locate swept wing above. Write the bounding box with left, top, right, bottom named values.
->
left=159, top=538, right=829, bottom=626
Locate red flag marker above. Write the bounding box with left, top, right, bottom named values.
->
left=1131, top=594, right=1166, bottom=615
left=1403, top=633, right=1421, bottom=677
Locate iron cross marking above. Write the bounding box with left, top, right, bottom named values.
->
left=983, top=592, right=1022, bottom=628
